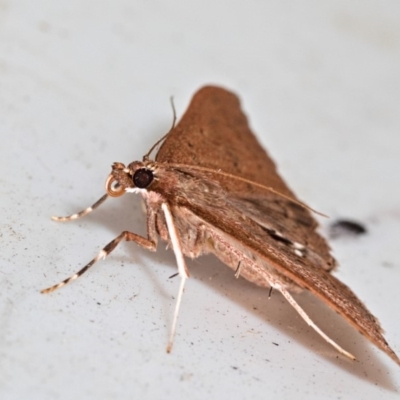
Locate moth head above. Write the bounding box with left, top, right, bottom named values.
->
left=105, top=161, right=156, bottom=197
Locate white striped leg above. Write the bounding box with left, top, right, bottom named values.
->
left=161, top=203, right=189, bottom=353
left=41, top=231, right=156, bottom=294
left=51, top=194, right=109, bottom=222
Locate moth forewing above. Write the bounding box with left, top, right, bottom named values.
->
left=42, top=85, right=399, bottom=366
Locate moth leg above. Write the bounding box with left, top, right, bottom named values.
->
left=161, top=203, right=189, bottom=353
left=41, top=231, right=156, bottom=294
left=278, top=286, right=356, bottom=361
left=52, top=194, right=109, bottom=222
left=235, top=261, right=243, bottom=279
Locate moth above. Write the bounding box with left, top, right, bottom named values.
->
left=42, top=86, right=399, bottom=365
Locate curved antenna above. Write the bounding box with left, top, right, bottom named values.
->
left=105, top=175, right=125, bottom=197
left=144, top=96, right=177, bottom=161
left=167, top=163, right=328, bottom=217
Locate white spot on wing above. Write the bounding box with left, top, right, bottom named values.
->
left=294, top=249, right=305, bottom=257
left=293, top=242, right=305, bottom=250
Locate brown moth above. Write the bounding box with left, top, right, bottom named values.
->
left=42, top=86, right=399, bottom=365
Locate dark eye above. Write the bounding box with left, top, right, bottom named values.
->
left=133, top=168, right=154, bottom=188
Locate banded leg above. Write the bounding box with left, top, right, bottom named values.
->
left=51, top=194, right=109, bottom=222
left=41, top=231, right=156, bottom=294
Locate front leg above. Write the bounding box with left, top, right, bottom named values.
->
left=41, top=206, right=159, bottom=294
left=41, top=231, right=157, bottom=294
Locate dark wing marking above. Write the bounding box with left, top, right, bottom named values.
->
left=227, top=195, right=336, bottom=271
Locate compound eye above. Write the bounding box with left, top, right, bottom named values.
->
left=133, top=168, right=154, bottom=188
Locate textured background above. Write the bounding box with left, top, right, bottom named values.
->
left=1, top=1, right=400, bottom=399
